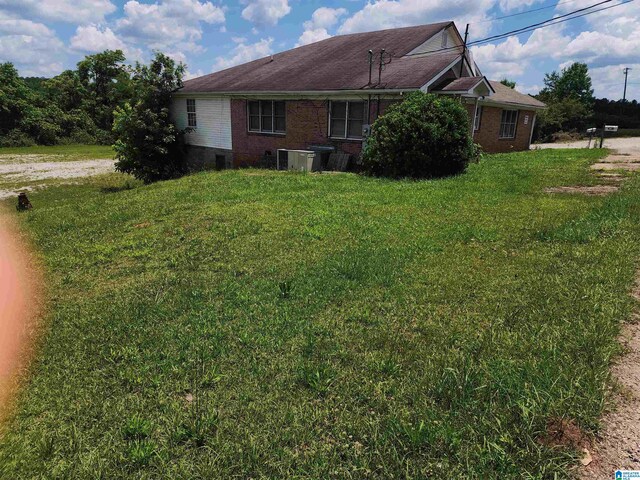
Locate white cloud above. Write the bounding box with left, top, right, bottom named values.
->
left=471, top=4, right=640, bottom=100
left=338, top=0, right=495, bottom=36
left=70, top=25, right=122, bottom=51
left=116, top=0, right=225, bottom=52
left=0, top=0, right=116, bottom=24
left=184, top=68, right=204, bottom=80
left=0, top=11, right=65, bottom=76
left=70, top=24, right=143, bottom=60
left=296, top=7, right=347, bottom=47
left=212, top=37, right=273, bottom=71
left=498, top=0, right=544, bottom=11
left=296, top=28, right=332, bottom=47
left=241, top=0, right=290, bottom=28
left=306, top=7, right=348, bottom=30
left=589, top=63, right=640, bottom=101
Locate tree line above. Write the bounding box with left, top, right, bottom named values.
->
left=499, top=63, right=637, bottom=142
left=1, top=50, right=149, bottom=147
left=533, top=62, right=639, bottom=141
left=1, top=50, right=189, bottom=183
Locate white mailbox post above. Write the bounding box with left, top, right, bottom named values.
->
left=599, top=125, right=619, bottom=148
left=586, top=127, right=597, bottom=148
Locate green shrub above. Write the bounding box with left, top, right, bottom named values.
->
left=113, top=53, right=187, bottom=184
left=0, top=129, right=35, bottom=147
left=362, top=92, right=479, bottom=178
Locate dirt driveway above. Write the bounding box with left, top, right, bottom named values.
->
left=538, top=136, right=640, bottom=477
left=535, top=136, right=640, bottom=155
left=0, top=154, right=115, bottom=200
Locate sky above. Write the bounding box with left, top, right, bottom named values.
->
left=0, top=0, right=638, bottom=100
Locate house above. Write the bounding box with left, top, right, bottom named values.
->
left=171, top=22, right=545, bottom=170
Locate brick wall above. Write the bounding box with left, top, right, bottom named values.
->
left=228, top=99, right=534, bottom=166
left=230, top=99, right=363, bottom=167
left=473, top=106, right=535, bottom=153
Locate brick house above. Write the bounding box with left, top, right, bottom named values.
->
left=171, top=22, right=545, bottom=169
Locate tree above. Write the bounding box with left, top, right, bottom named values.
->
left=113, top=53, right=188, bottom=183
left=362, top=92, right=479, bottom=178
left=535, top=62, right=595, bottom=140
left=0, top=63, right=32, bottom=134
left=500, top=78, right=516, bottom=89
left=77, top=50, right=132, bottom=134
left=540, top=62, right=594, bottom=109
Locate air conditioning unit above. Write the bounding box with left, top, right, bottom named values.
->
left=277, top=149, right=320, bottom=172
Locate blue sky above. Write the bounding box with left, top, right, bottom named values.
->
left=1, top=0, right=638, bottom=100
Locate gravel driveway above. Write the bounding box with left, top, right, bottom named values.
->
left=534, top=136, right=640, bottom=155
left=0, top=154, right=115, bottom=200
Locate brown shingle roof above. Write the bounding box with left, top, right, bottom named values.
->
left=437, top=76, right=490, bottom=92
left=483, top=81, right=546, bottom=109
left=180, top=23, right=459, bottom=93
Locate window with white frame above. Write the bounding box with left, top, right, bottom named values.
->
left=248, top=100, right=286, bottom=133
left=330, top=101, right=365, bottom=139
left=499, top=109, right=518, bottom=138
left=187, top=99, right=197, bottom=127
left=474, top=105, right=483, bottom=131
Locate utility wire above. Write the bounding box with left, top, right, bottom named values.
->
left=469, top=0, right=614, bottom=45
left=474, top=0, right=585, bottom=24
left=396, top=0, right=632, bottom=58
left=470, top=0, right=633, bottom=46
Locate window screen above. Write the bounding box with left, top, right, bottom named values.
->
left=248, top=100, right=286, bottom=133
left=187, top=99, right=197, bottom=127
left=330, top=101, right=365, bottom=139
left=499, top=110, right=518, bottom=138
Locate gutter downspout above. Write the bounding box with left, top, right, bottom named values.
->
left=472, top=97, right=479, bottom=138
left=529, top=113, right=537, bottom=148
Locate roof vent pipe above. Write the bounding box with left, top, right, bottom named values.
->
left=377, top=48, right=385, bottom=86
left=368, top=50, right=373, bottom=86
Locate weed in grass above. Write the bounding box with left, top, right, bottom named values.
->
left=123, top=415, right=152, bottom=440
left=373, top=356, right=402, bottom=377
left=278, top=280, right=293, bottom=299
left=127, top=439, right=157, bottom=466
left=298, top=363, right=336, bottom=396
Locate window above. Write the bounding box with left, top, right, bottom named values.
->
left=441, top=30, right=448, bottom=48
left=330, top=101, right=366, bottom=139
left=499, top=110, right=518, bottom=138
left=187, top=99, right=197, bottom=127
left=247, top=100, right=286, bottom=133
left=474, top=105, right=483, bottom=131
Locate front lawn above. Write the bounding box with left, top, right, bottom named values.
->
left=1, top=148, right=639, bottom=478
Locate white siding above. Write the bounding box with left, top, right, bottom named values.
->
left=171, top=97, right=232, bottom=150
left=407, top=27, right=461, bottom=55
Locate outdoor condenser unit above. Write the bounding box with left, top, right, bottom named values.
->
left=277, top=149, right=321, bottom=172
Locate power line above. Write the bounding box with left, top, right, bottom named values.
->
left=470, top=0, right=633, bottom=47
left=398, top=0, right=632, bottom=58
left=474, top=0, right=584, bottom=24
left=469, top=0, right=615, bottom=45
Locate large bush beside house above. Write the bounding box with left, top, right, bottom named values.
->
left=113, top=53, right=188, bottom=184
left=362, top=92, right=479, bottom=178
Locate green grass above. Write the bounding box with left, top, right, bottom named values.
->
left=0, top=144, right=114, bottom=159
left=2, top=148, right=640, bottom=478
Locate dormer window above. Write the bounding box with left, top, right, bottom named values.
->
left=441, top=30, right=448, bottom=48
